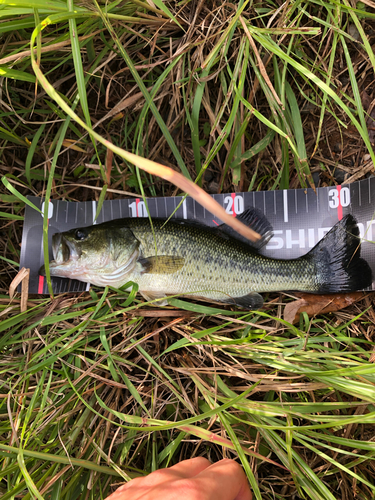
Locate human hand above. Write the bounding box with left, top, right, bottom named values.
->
left=105, top=457, right=252, bottom=500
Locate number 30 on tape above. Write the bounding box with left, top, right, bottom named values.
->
left=328, top=187, right=350, bottom=209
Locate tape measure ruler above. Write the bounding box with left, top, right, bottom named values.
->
left=20, top=177, right=375, bottom=294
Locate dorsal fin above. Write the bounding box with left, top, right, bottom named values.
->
left=170, top=207, right=273, bottom=250
left=218, top=207, right=273, bottom=250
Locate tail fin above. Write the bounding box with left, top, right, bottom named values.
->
left=308, top=214, right=372, bottom=293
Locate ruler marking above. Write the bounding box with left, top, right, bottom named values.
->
left=216, top=194, right=223, bottom=224
left=100, top=202, right=104, bottom=223
left=263, top=191, right=266, bottom=215
left=337, top=185, right=343, bottom=220
left=358, top=181, right=361, bottom=207
left=183, top=199, right=187, bottom=219
left=231, top=193, right=236, bottom=217
left=283, top=190, right=288, bottom=222
left=38, top=275, right=44, bottom=294
left=369, top=177, right=371, bottom=204
left=92, top=200, right=97, bottom=225
left=274, top=191, right=276, bottom=214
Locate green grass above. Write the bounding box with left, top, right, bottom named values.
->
left=1, top=0, right=375, bottom=498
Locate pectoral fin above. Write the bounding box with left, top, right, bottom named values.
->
left=139, top=256, right=185, bottom=275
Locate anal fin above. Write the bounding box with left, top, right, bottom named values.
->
left=224, top=292, right=264, bottom=310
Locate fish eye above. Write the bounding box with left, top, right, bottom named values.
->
left=75, top=229, right=87, bottom=241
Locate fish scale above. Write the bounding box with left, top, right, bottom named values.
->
left=126, top=219, right=316, bottom=297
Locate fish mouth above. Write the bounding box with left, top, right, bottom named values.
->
left=39, top=233, right=79, bottom=276
left=51, top=233, right=71, bottom=265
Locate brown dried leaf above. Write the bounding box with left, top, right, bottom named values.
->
left=62, top=139, right=87, bottom=153
left=128, top=310, right=194, bottom=317
left=105, top=148, right=113, bottom=185
left=9, top=267, right=30, bottom=312
left=123, top=151, right=261, bottom=242
left=284, top=292, right=367, bottom=324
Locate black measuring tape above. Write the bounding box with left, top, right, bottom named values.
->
left=20, top=177, right=375, bottom=294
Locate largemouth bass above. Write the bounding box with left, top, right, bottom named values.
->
left=41, top=210, right=372, bottom=309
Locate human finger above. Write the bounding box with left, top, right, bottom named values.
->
left=128, top=457, right=212, bottom=489
left=104, top=457, right=211, bottom=499
left=166, top=457, right=212, bottom=477
left=192, top=458, right=252, bottom=500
